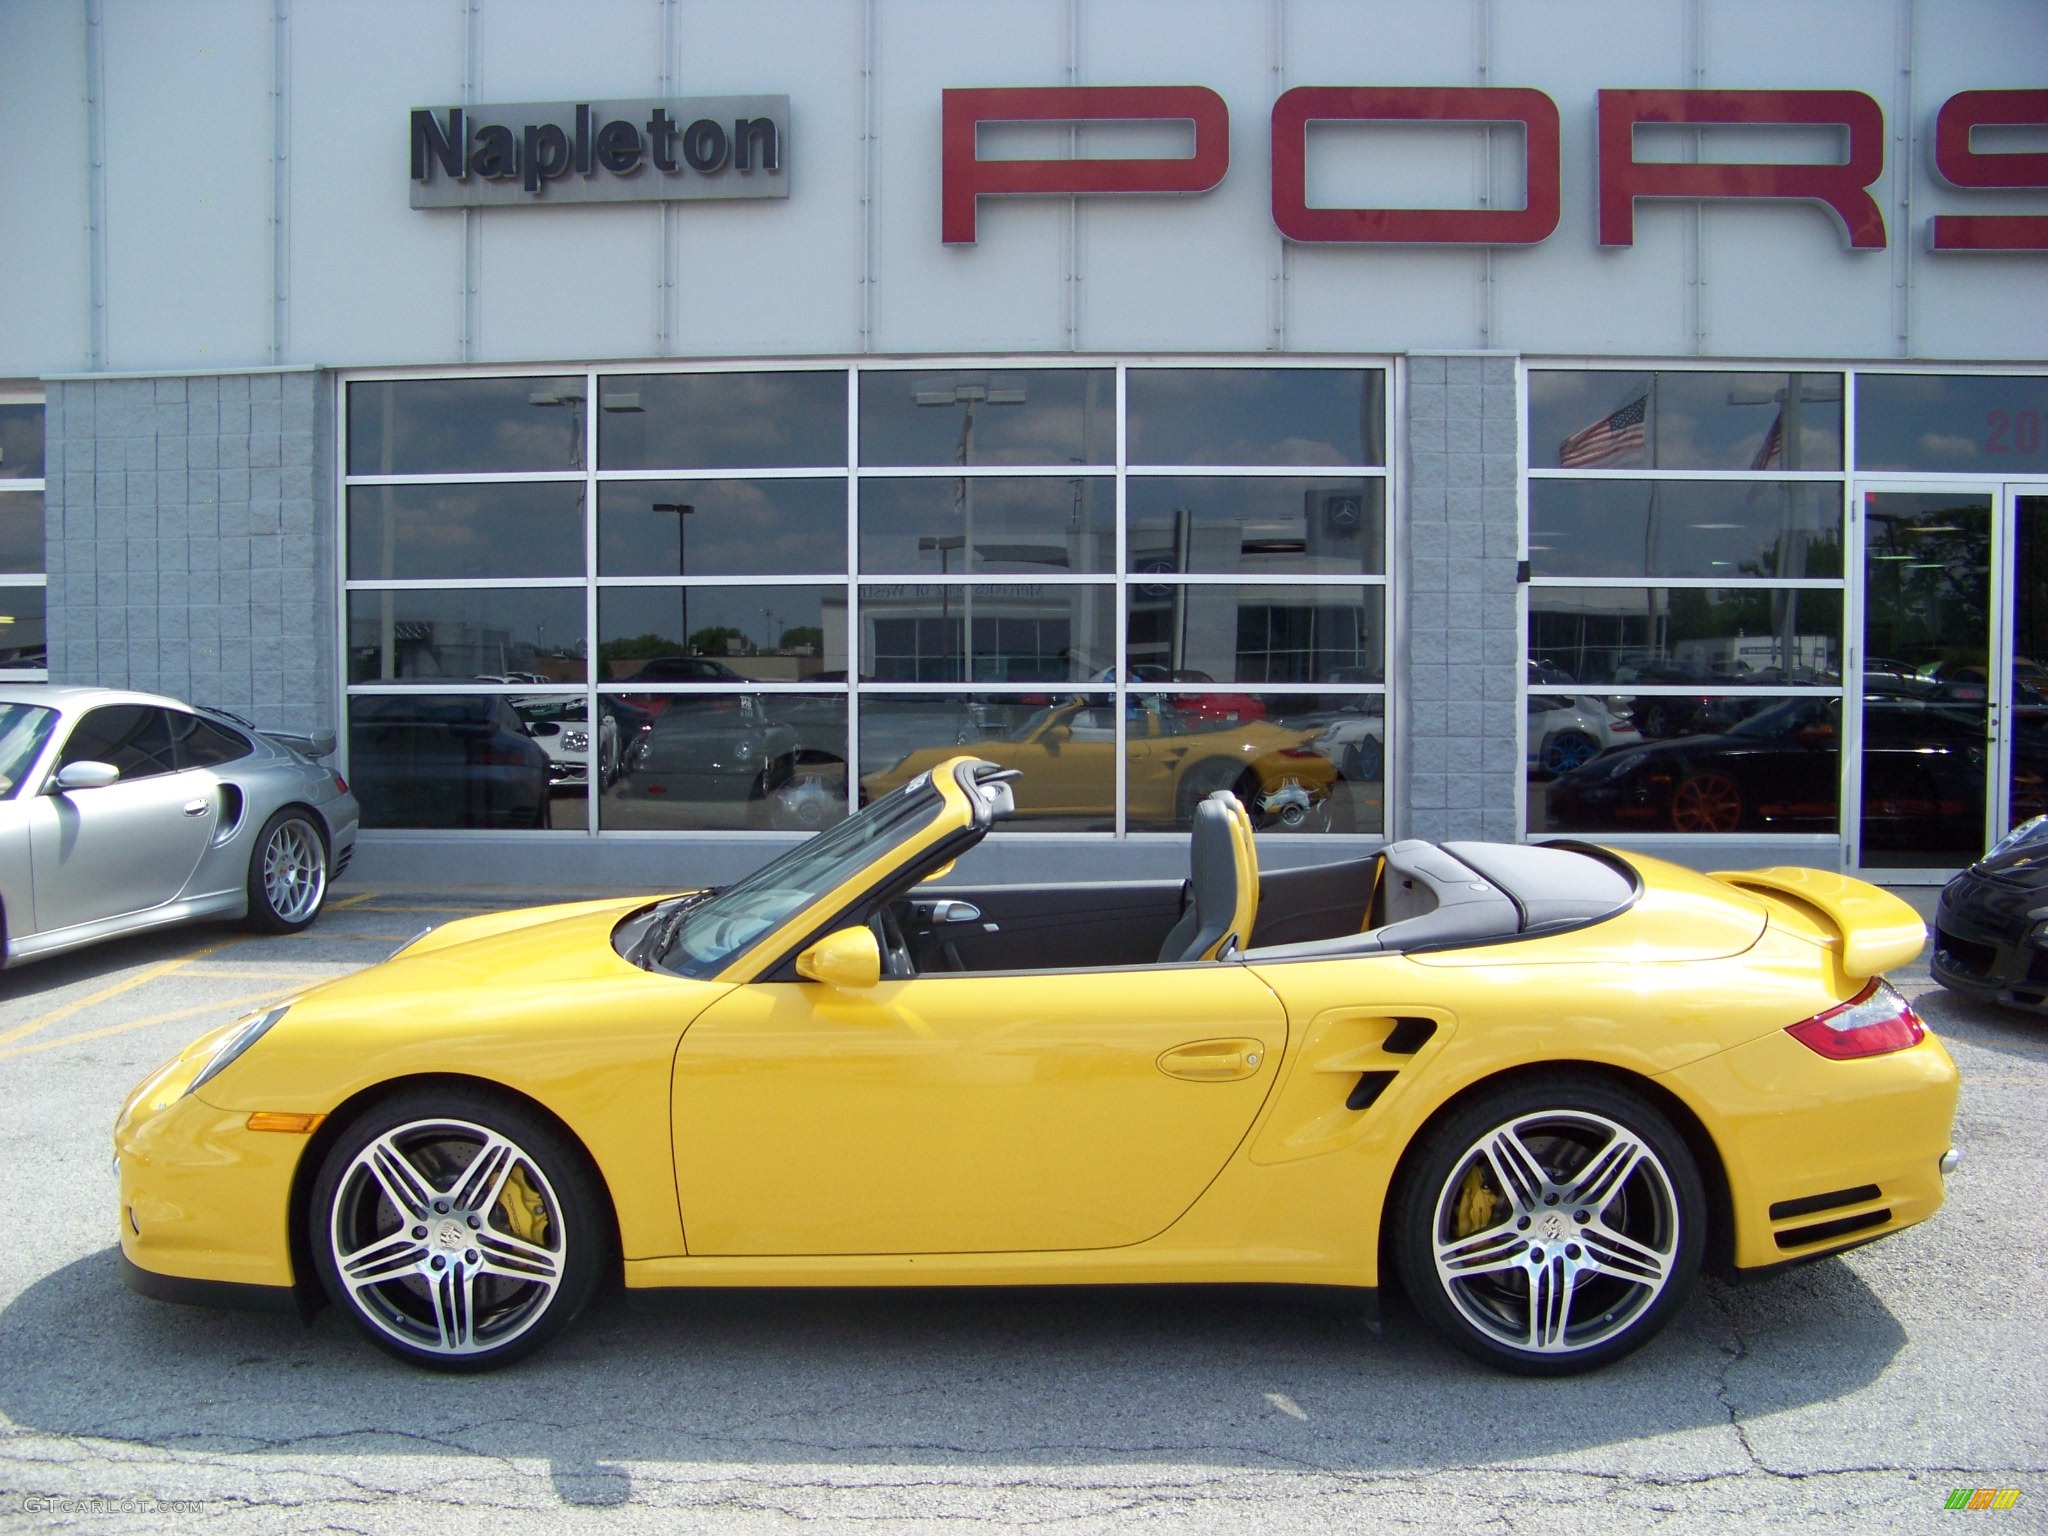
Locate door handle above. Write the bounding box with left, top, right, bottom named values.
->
left=183, top=799, right=210, bottom=817
left=929, top=900, right=980, bottom=926
left=1157, top=1038, right=1266, bottom=1082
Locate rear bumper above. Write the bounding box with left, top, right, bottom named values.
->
left=1660, top=1027, right=1960, bottom=1272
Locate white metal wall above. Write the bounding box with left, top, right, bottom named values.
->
left=1, top=0, right=2043, bottom=377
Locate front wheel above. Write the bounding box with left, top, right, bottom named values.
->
left=246, top=808, right=329, bottom=932
left=310, top=1088, right=607, bottom=1372
left=1392, top=1077, right=1705, bottom=1375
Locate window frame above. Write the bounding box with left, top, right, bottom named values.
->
left=0, top=389, right=46, bottom=681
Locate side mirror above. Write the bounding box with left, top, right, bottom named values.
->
left=51, top=760, right=120, bottom=792
left=795, top=926, right=881, bottom=989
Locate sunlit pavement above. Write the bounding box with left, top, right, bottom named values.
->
left=0, top=881, right=2041, bottom=1534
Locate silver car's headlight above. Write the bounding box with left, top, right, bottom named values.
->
left=185, top=1004, right=291, bottom=1097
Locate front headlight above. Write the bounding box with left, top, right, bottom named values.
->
left=185, top=1004, right=290, bottom=1098
left=733, top=738, right=755, bottom=761
left=1987, top=813, right=2048, bottom=861
left=1606, top=753, right=1647, bottom=781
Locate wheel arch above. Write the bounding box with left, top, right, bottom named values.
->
left=286, top=1071, right=626, bottom=1318
left=1376, top=1058, right=1737, bottom=1292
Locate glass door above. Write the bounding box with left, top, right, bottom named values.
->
left=1856, top=488, right=1996, bottom=870
left=2006, top=487, right=2048, bottom=841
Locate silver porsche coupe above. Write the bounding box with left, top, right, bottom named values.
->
left=0, top=686, right=359, bottom=966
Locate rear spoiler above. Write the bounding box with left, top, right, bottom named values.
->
left=1709, top=866, right=1927, bottom=978
left=262, top=728, right=338, bottom=759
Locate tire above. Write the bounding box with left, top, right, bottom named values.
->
left=1670, top=771, right=1743, bottom=833
left=1175, top=757, right=1245, bottom=822
left=245, top=808, right=330, bottom=933
left=310, top=1086, right=608, bottom=1373
left=1541, top=730, right=1599, bottom=777
left=1391, top=1075, right=1705, bottom=1376
left=1345, top=735, right=1385, bottom=784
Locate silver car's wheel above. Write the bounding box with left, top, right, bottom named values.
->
left=246, top=809, right=328, bottom=932
left=1395, top=1080, right=1705, bottom=1375
left=312, top=1094, right=605, bottom=1371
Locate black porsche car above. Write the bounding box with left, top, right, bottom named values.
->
left=1932, top=815, right=2048, bottom=1012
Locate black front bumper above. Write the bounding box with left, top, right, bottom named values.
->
left=1931, top=879, right=2048, bottom=1012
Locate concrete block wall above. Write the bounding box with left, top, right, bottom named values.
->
left=1400, top=355, right=1521, bottom=843
left=43, top=369, right=335, bottom=735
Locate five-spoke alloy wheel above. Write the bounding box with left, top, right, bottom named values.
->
left=311, top=1090, right=606, bottom=1371
left=1394, top=1078, right=1705, bottom=1375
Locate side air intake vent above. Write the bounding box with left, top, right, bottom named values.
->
left=1346, top=1071, right=1398, bottom=1112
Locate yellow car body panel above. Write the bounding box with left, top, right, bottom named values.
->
left=116, top=756, right=1957, bottom=1317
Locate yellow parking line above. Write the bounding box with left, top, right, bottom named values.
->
left=0, top=937, right=251, bottom=1051
left=0, top=988, right=291, bottom=1062
left=282, top=932, right=417, bottom=941
left=178, top=966, right=357, bottom=982
left=327, top=891, right=381, bottom=910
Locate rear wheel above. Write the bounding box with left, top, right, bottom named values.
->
left=1670, top=771, right=1742, bottom=832
left=246, top=808, right=329, bottom=932
left=1541, top=730, right=1599, bottom=776
left=1393, top=1077, right=1704, bottom=1375
left=311, top=1087, right=606, bottom=1372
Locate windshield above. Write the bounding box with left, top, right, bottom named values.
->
left=0, top=704, right=57, bottom=797
left=657, top=774, right=944, bottom=978
left=1726, top=698, right=1838, bottom=740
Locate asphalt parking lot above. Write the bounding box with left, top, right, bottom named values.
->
left=0, top=884, right=2041, bottom=1534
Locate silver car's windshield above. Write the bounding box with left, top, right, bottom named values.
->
left=656, top=775, right=943, bottom=979
left=0, top=704, right=57, bottom=798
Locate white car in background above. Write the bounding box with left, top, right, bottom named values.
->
left=1309, top=698, right=1385, bottom=783
left=1527, top=668, right=1638, bottom=777
left=513, top=696, right=622, bottom=790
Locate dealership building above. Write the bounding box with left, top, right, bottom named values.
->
left=1, top=0, right=2044, bottom=888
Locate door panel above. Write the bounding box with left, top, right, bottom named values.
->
left=672, top=965, right=1287, bottom=1256
left=27, top=770, right=218, bottom=931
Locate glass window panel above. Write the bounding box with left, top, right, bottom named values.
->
left=600, top=478, right=846, bottom=578
left=1861, top=492, right=1993, bottom=677
left=1124, top=689, right=1384, bottom=836
left=859, top=692, right=1115, bottom=831
left=61, top=704, right=177, bottom=779
left=347, top=693, right=571, bottom=829
left=599, top=584, right=838, bottom=683
left=1126, top=583, right=1384, bottom=684
left=599, top=691, right=846, bottom=832
left=1527, top=481, right=1841, bottom=580
left=347, top=377, right=585, bottom=475
left=858, top=368, right=1113, bottom=467
left=1528, top=587, right=1843, bottom=687
left=858, top=583, right=1114, bottom=682
left=0, top=491, right=44, bottom=575
left=1127, top=477, right=1385, bottom=576
left=0, top=586, right=46, bottom=669
left=1855, top=373, right=2048, bottom=473
left=347, top=483, right=584, bottom=580
left=1126, top=368, right=1386, bottom=466
left=171, top=712, right=253, bottom=769
left=1528, top=370, right=1842, bottom=471
left=0, top=404, right=45, bottom=480
left=347, top=588, right=587, bottom=684
left=597, top=371, right=846, bottom=470
left=858, top=476, right=1113, bottom=575
left=1531, top=693, right=1840, bottom=836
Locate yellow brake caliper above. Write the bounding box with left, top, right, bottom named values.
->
left=496, top=1164, right=551, bottom=1247
left=1452, top=1163, right=1503, bottom=1238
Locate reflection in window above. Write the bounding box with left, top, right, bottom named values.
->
left=859, top=584, right=1115, bottom=683
left=858, top=693, right=1116, bottom=831
left=1855, top=374, right=2048, bottom=474
left=1528, top=371, right=1842, bottom=471
left=858, top=369, right=1113, bottom=467
left=0, top=586, right=49, bottom=670
left=346, top=588, right=588, bottom=684
left=0, top=404, right=45, bottom=480
left=347, top=693, right=568, bottom=830
left=599, top=479, right=846, bottom=578
left=0, top=491, right=45, bottom=575
left=598, top=584, right=838, bottom=682
left=599, top=692, right=848, bottom=833
left=1127, top=369, right=1386, bottom=466
left=1861, top=493, right=1993, bottom=678
left=1527, top=481, right=1841, bottom=580
left=347, top=484, right=585, bottom=580
left=858, top=477, right=1113, bottom=574
left=1124, top=690, right=1384, bottom=835
left=1127, top=584, right=1384, bottom=684
left=347, top=377, right=586, bottom=475
left=597, top=372, right=846, bottom=470
left=1126, top=478, right=1385, bottom=576
left=1528, top=588, right=1843, bottom=687
left=1532, top=694, right=1840, bottom=836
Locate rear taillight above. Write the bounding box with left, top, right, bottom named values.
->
left=332, top=773, right=349, bottom=794
left=1785, top=980, right=1925, bottom=1059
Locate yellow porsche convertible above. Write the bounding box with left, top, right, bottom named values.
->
left=116, top=757, right=1958, bottom=1376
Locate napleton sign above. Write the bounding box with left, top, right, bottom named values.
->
left=410, top=96, right=789, bottom=208
left=940, top=84, right=2048, bottom=251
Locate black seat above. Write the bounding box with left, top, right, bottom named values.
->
left=1156, top=791, right=1257, bottom=963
